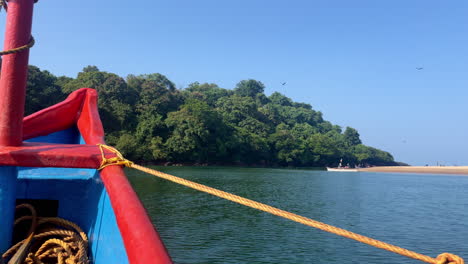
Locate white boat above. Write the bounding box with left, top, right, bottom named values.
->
left=326, top=167, right=358, bottom=172
left=327, top=158, right=359, bottom=172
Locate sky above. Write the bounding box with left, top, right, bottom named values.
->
left=1, top=0, right=467, bottom=165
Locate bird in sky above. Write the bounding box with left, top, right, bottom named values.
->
left=416, top=67, right=423, bottom=70
left=281, top=82, right=287, bottom=85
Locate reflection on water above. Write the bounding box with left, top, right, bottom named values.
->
left=128, top=167, right=468, bottom=264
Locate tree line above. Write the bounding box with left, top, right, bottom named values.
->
left=25, top=65, right=397, bottom=167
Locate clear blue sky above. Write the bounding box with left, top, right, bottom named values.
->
left=3, top=0, right=468, bottom=165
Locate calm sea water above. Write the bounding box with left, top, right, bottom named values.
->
left=127, top=167, right=468, bottom=264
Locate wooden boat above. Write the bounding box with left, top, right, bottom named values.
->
left=326, top=167, right=358, bottom=172
left=327, top=159, right=358, bottom=172
left=0, top=1, right=172, bottom=263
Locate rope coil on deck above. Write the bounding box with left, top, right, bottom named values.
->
left=2, top=204, right=89, bottom=264
left=97, top=144, right=464, bottom=264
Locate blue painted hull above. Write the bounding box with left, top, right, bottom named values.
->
left=9, top=127, right=130, bottom=263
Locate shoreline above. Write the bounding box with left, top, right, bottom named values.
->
left=358, top=166, right=468, bottom=175
left=134, top=162, right=468, bottom=175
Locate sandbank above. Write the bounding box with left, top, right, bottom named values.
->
left=358, top=166, right=468, bottom=175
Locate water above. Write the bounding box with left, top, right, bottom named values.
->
left=127, top=167, right=468, bottom=264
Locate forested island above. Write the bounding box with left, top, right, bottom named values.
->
left=25, top=65, right=397, bottom=167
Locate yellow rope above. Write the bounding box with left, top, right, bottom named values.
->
left=97, top=144, right=133, bottom=170
left=0, top=36, right=35, bottom=56
left=2, top=204, right=89, bottom=264
left=97, top=144, right=464, bottom=264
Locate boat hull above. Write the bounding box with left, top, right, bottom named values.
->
left=16, top=128, right=128, bottom=262
left=327, top=167, right=358, bottom=172
left=0, top=88, right=172, bottom=263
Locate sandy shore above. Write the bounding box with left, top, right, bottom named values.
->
left=358, top=166, right=468, bottom=175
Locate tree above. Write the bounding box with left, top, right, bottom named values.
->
left=291, top=123, right=318, bottom=139
left=344, top=127, right=362, bottom=146
left=114, top=133, right=140, bottom=161
left=62, top=67, right=137, bottom=133
left=234, top=79, right=265, bottom=97
left=216, top=95, right=258, bottom=124
left=304, top=133, right=341, bottom=166
left=129, top=73, right=182, bottom=116
left=269, top=124, right=303, bottom=165
left=165, top=99, right=230, bottom=162
left=25, top=66, right=66, bottom=116
left=82, top=65, right=100, bottom=73
left=25, top=64, right=397, bottom=167
left=184, top=82, right=231, bottom=106
left=55, top=76, right=74, bottom=89
left=352, top=144, right=371, bottom=163
left=269, top=92, right=292, bottom=106
left=232, top=126, right=271, bottom=164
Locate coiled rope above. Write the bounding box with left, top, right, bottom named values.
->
left=2, top=204, right=89, bottom=264
left=0, top=0, right=36, bottom=56
left=97, top=144, right=464, bottom=264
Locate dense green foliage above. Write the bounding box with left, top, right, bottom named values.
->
left=25, top=65, right=397, bottom=167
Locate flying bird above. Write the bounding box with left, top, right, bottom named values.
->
left=281, top=82, right=287, bottom=85
left=416, top=67, right=423, bottom=70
